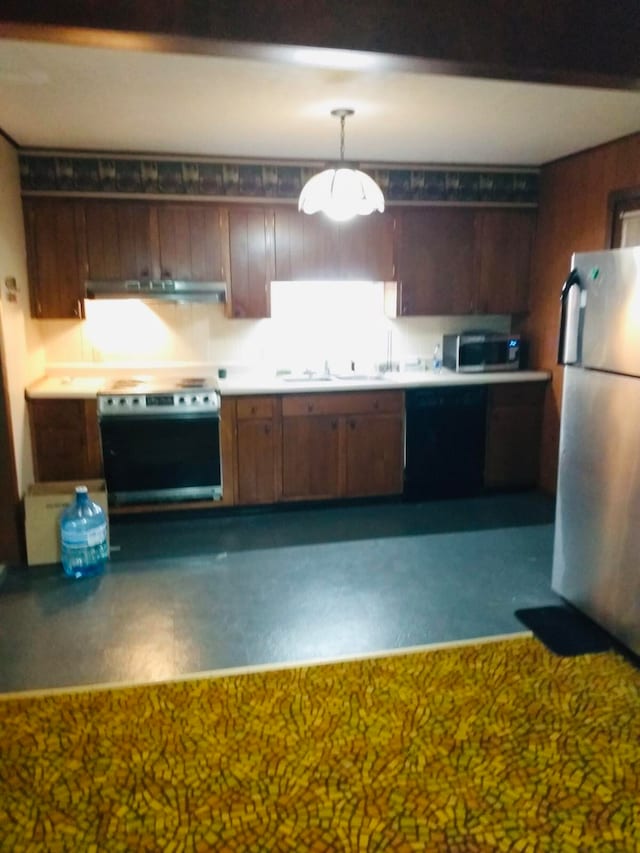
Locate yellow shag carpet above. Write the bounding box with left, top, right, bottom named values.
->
left=1, top=635, right=640, bottom=852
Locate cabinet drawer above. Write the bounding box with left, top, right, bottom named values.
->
left=488, top=382, right=546, bottom=408
left=282, top=391, right=403, bottom=417
left=236, top=397, right=276, bottom=420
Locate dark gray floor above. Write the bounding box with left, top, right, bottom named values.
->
left=0, top=492, right=560, bottom=693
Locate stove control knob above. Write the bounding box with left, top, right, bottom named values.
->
left=179, top=396, right=185, bottom=404
left=203, top=395, right=209, bottom=403
left=106, top=398, right=114, bottom=406
left=132, top=397, right=140, bottom=405
left=191, top=396, right=198, bottom=404
left=119, top=398, right=127, bottom=406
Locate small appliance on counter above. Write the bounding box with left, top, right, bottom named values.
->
left=442, top=331, right=520, bottom=372
left=97, top=376, right=222, bottom=505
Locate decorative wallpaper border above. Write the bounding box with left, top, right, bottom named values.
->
left=19, top=154, right=538, bottom=205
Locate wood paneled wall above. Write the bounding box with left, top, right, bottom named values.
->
left=518, top=133, right=640, bottom=493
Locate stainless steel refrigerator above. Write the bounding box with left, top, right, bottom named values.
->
left=553, top=246, right=640, bottom=655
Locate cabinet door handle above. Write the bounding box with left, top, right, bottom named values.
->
left=251, top=406, right=257, bottom=415
left=264, top=425, right=271, bottom=435
left=307, top=404, right=314, bottom=413
left=349, top=419, right=356, bottom=430
left=73, top=299, right=81, bottom=318
left=140, top=268, right=149, bottom=278
left=373, top=401, right=379, bottom=410
left=161, top=269, right=171, bottom=278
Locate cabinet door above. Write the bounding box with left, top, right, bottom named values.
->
left=23, top=198, right=87, bottom=319
left=274, top=207, right=394, bottom=281
left=274, top=207, right=339, bottom=280
left=484, top=382, right=546, bottom=489
left=475, top=210, right=536, bottom=314
left=344, top=414, right=404, bottom=497
left=228, top=207, right=275, bottom=318
left=395, top=208, right=476, bottom=315
left=85, top=200, right=156, bottom=281
left=281, top=415, right=340, bottom=500
left=336, top=213, right=396, bottom=280
left=235, top=396, right=281, bottom=505
left=29, top=399, right=102, bottom=482
left=156, top=204, right=229, bottom=281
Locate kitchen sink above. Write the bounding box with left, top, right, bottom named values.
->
left=331, top=373, right=386, bottom=381
left=282, top=374, right=333, bottom=382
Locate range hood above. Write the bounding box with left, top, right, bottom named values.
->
left=85, top=279, right=227, bottom=303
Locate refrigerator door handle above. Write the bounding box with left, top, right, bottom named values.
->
left=558, top=269, right=583, bottom=365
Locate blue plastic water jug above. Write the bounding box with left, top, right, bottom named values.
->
left=60, top=486, right=108, bottom=579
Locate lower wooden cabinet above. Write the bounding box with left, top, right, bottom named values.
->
left=345, top=413, right=404, bottom=497
left=28, top=398, right=102, bottom=482
left=280, top=391, right=404, bottom=501
left=234, top=396, right=281, bottom=505
left=484, top=382, right=547, bottom=489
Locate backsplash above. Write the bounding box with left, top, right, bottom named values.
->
left=38, top=284, right=510, bottom=375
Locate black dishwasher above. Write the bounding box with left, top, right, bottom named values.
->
left=404, top=385, right=487, bottom=500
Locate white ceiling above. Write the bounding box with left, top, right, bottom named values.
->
left=1, top=37, right=640, bottom=167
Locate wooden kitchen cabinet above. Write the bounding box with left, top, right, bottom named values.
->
left=85, top=200, right=229, bottom=282
left=281, top=395, right=341, bottom=500
left=84, top=200, right=156, bottom=281
left=274, top=207, right=395, bottom=281
left=344, top=412, right=404, bottom=497
left=28, top=398, right=102, bottom=482
left=281, top=391, right=404, bottom=501
left=23, top=198, right=87, bottom=319
left=234, top=395, right=282, bottom=504
left=394, top=208, right=476, bottom=314
left=227, top=207, right=276, bottom=318
left=155, top=203, right=229, bottom=281
left=391, top=206, right=536, bottom=316
left=484, top=381, right=547, bottom=489
left=474, top=209, right=536, bottom=314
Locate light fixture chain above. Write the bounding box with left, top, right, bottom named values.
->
left=340, top=114, right=345, bottom=161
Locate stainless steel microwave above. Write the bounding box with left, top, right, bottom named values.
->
left=442, top=332, right=520, bottom=372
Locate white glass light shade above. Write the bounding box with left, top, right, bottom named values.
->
left=298, top=167, right=385, bottom=222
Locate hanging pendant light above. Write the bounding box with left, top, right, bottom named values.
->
left=298, top=108, right=385, bottom=222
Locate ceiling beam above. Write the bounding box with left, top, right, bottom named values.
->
left=1, top=1, right=639, bottom=91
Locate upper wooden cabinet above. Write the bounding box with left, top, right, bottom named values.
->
left=155, top=204, right=228, bottom=281
left=84, top=200, right=156, bottom=281
left=474, top=210, right=536, bottom=314
left=85, top=200, right=229, bottom=283
left=274, top=207, right=395, bottom=281
left=395, top=208, right=476, bottom=315
left=392, top=207, right=536, bottom=316
left=227, top=207, right=275, bottom=318
left=23, top=198, right=87, bottom=319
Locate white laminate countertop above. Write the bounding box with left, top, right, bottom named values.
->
left=26, top=369, right=550, bottom=400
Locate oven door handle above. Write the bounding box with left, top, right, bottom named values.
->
left=99, top=412, right=220, bottom=425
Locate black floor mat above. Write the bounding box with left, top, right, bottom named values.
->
left=515, top=605, right=613, bottom=656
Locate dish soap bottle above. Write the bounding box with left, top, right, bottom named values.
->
left=60, top=486, right=108, bottom=579
left=432, top=343, right=442, bottom=372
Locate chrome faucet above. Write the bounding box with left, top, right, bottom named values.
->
left=323, top=359, right=331, bottom=377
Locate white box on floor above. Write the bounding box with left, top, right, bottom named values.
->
left=24, top=480, right=109, bottom=566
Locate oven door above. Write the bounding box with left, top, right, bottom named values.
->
left=99, top=412, right=222, bottom=504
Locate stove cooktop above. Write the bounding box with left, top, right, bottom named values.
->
left=97, top=376, right=220, bottom=416
left=102, top=376, right=217, bottom=395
